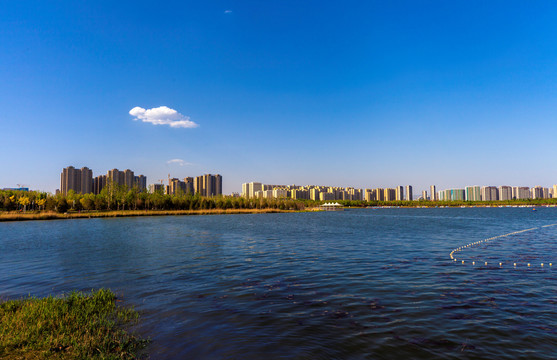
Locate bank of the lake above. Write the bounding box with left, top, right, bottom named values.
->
left=0, top=289, right=146, bottom=359
left=0, top=208, right=299, bottom=222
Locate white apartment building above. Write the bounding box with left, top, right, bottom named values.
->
left=396, top=186, right=404, bottom=201
left=512, top=186, right=530, bottom=199
left=465, top=186, right=481, bottom=201
left=430, top=185, right=437, bottom=201
left=405, top=185, right=413, bottom=201
left=531, top=186, right=544, bottom=199
left=498, top=186, right=513, bottom=201
left=248, top=182, right=262, bottom=198
left=481, top=186, right=498, bottom=201
left=273, top=188, right=288, bottom=198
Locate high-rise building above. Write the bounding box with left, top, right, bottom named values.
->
left=531, top=186, right=548, bottom=199
left=170, top=177, right=193, bottom=195
left=123, top=169, right=134, bottom=190
left=512, top=186, right=530, bottom=199
left=194, top=174, right=223, bottom=197
left=481, top=186, right=498, bottom=201
left=421, top=190, right=428, bottom=200
left=396, top=186, right=404, bottom=201
left=405, top=185, right=413, bottom=201
left=106, top=168, right=145, bottom=190
left=465, top=186, right=481, bottom=201
left=273, top=188, right=288, bottom=198
left=93, top=175, right=107, bottom=195
left=134, top=175, right=147, bottom=191
left=364, top=189, right=375, bottom=201
left=203, top=175, right=213, bottom=196
left=348, top=188, right=363, bottom=201
left=169, top=178, right=185, bottom=195
left=439, top=189, right=450, bottom=201
left=61, top=166, right=78, bottom=195
left=498, top=186, right=512, bottom=201
left=310, top=188, right=321, bottom=201
left=450, top=189, right=465, bottom=201
left=214, top=174, right=222, bottom=196
left=80, top=167, right=92, bottom=194
left=430, top=185, right=437, bottom=201
left=375, top=188, right=385, bottom=201
left=107, top=169, right=122, bottom=187
left=149, top=184, right=164, bottom=193
left=60, top=166, right=93, bottom=195
left=384, top=188, right=396, bottom=201
left=291, top=189, right=309, bottom=200
left=246, top=182, right=262, bottom=198
left=336, top=190, right=347, bottom=200
left=184, top=177, right=194, bottom=195
left=241, top=183, right=250, bottom=198
left=194, top=176, right=203, bottom=195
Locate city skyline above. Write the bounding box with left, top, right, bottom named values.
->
left=58, top=165, right=222, bottom=197
left=8, top=163, right=557, bottom=201
left=2, top=2, right=557, bottom=193
left=240, top=181, right=557, bottom=201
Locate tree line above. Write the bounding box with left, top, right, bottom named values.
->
left=0, top=186, right=306, bottom=213
left=2, top=186, right=556, bottom=214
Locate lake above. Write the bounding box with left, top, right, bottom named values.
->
left=1, top=208, right=557, bottom=359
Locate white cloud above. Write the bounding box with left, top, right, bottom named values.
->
left=166, top=159, right=192, bottom=166
left=129, top=106, right=199, bottom=128
left=224, top=10, right=232, bottom=14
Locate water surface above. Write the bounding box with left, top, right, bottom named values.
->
left=1, top=208, right=557, bottom=359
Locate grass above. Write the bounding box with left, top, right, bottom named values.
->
left=0, top=289, right=147, bottom=359
left=0, top=208, right=297, bottom=222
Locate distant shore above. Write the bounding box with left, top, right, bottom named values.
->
left=2, top=204, right=555, bottom=222
left=0, top=209, right=298, bottom=222
left=362, top=204, right=555, bottom=209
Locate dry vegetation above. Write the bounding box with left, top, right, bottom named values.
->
left=0, top=208, right=296, bottom=222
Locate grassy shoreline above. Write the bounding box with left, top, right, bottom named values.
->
left=0, top=208, right=299, bottom=222
left=0, top=289, right=146, bottom=359
left=2, top=203, right=555, bottom=222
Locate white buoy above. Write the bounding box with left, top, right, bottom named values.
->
left=499, top=262, right=502, bottom=266
left=472, top=261, right=475, bottom=265
left=514, top=263, right=516, bottom=267
left=485, top=261, right=488, bottom=266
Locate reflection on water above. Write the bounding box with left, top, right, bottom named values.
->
left=1, top=208, right=557, bottom=359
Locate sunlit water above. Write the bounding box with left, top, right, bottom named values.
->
left=2, top=208, right=557, bottom=359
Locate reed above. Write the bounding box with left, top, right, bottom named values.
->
left=0, top=208, right=296, bottom=222
left=0, top=289, right=146, bottom=359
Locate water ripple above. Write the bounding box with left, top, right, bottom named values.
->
left=1, top=208, right=557, bottom=359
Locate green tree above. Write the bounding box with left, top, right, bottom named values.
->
left=57, top=198, right=68, bottom=213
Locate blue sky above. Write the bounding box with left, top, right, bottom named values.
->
left=1, top=1, right=557, bottom=194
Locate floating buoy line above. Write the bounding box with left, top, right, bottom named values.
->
left=449, top=223, right=557, bottom=268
